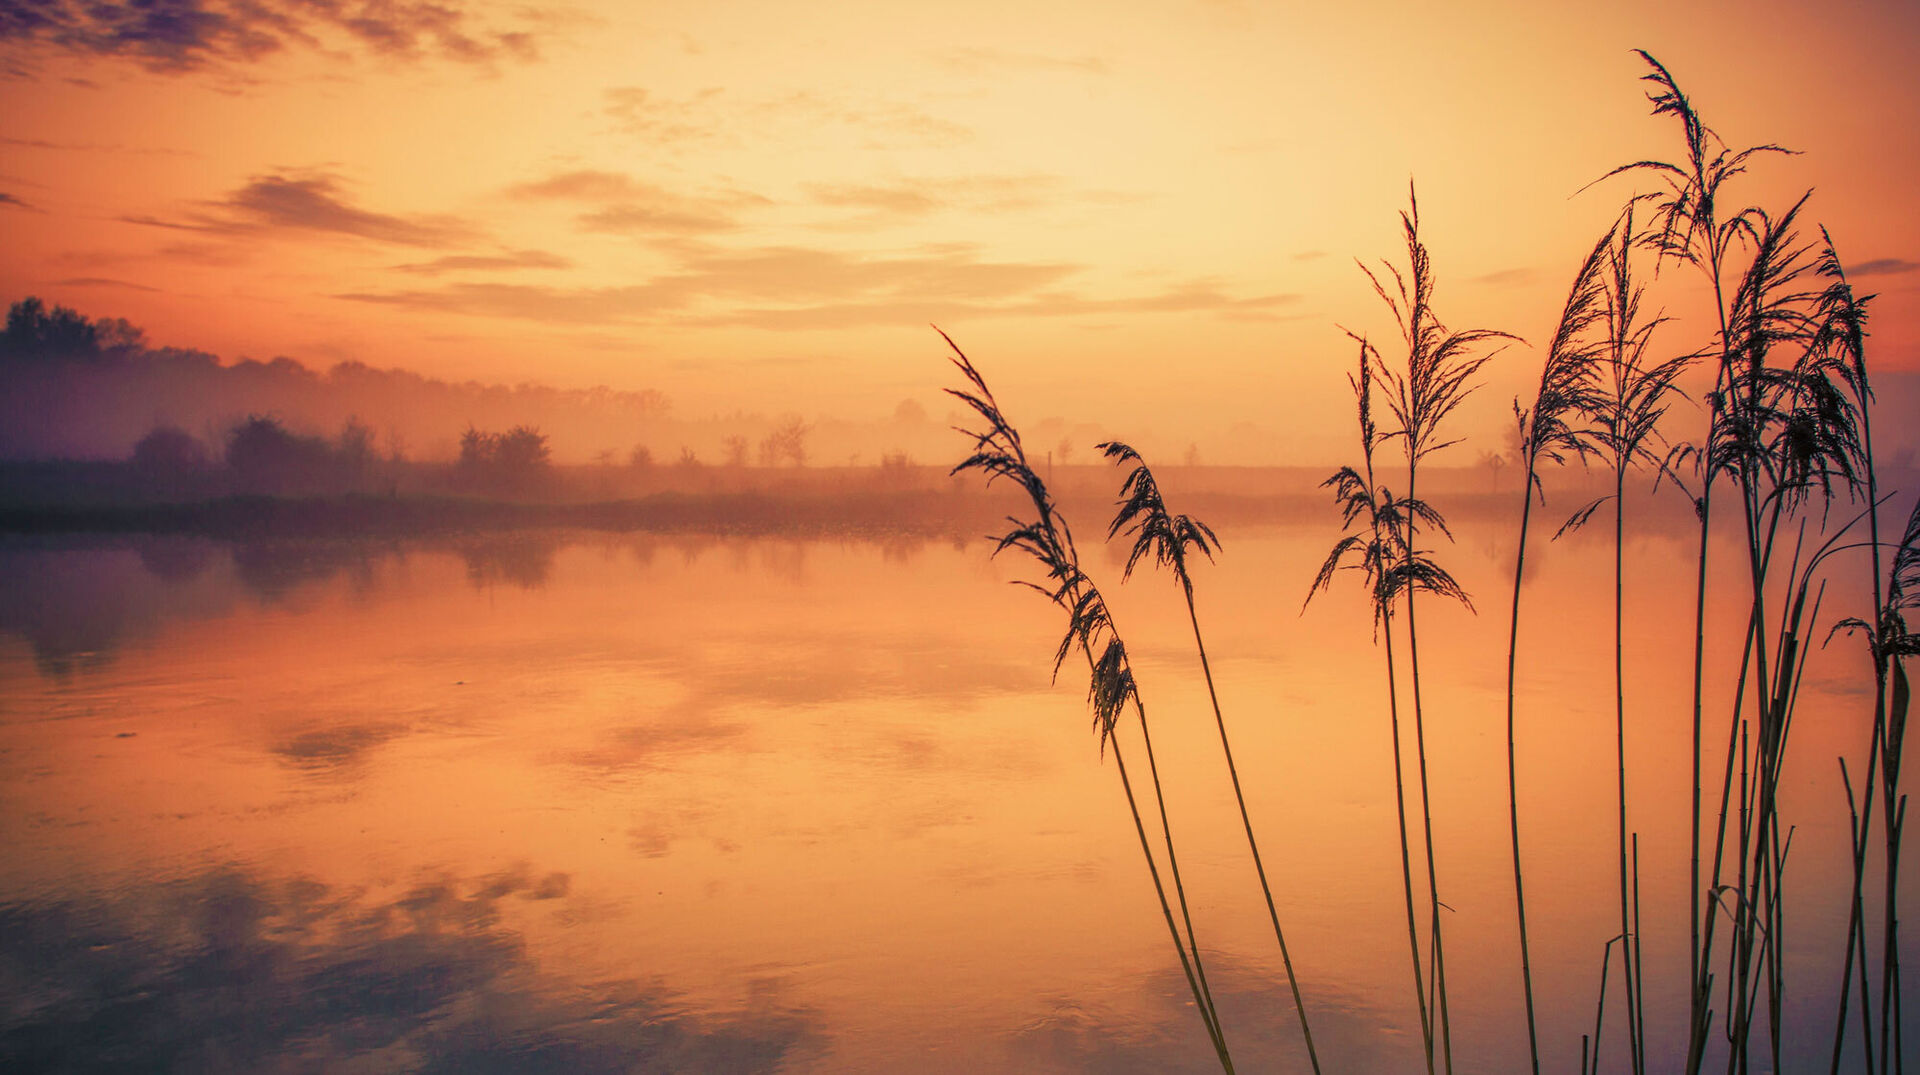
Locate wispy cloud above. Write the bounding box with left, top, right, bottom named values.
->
left=1846, top=257, right=1920, bottom=277
left=50, top=276, right=158, bottom=290
left=0, top=0, right=555, bottom=75
left=927, top=46, right=1109, bottom=76
left=701, top=280, right=1301, bottom=329
left=600, top=86, right=725, bottom=144
left=126, top=171, right=478, bottom=247
left=342, top=241, right=1295, bottom=329
left=600, top=86, right=972, bottom=150
left=391, top=249, right=572, bottom=275
left=774, top=92, right=972, bottom=148
left=339, top=280, right=685, bottom=323
left=1, top=135, right=195, bottom=156
left=804, top=175, right=1061, bottom=221
left=505, top=168, right=763, bottom=236
left=0, top=190, right=34, bottom=210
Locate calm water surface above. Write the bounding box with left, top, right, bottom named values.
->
left=0, top=505, right=1912, bottom=1072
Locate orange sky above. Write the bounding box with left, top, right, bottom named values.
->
left=3, top=0, right=1917, bottom=465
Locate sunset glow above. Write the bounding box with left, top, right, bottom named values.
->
left=5, top=0, right=1917, bottom=462
left=6, top=3, right=1920, bottom=1072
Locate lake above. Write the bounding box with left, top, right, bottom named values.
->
left=0, top=493, right=1910, bottom=1072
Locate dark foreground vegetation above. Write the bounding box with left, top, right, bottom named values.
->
left=947, top=53, right=1920, bottom=1075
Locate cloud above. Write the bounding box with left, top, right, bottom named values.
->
left=928, top=46, right=1109, bottom=76
left=50, top=276, right=158, bottom=290
left=675, top=244, right=1074, bottom=301
left=0, top=0, right=555, bottom=74
left=804, top=175, right=1062, bottom=222
left=575, top=203, right=736, bottom=234
left=221, top=173, right=475, bottom=245
left=601, top=86, right=726, bottom=144
left=780, top=93, right=973, bottom=148
left=127, top=171, right=478, bottom=247
left=601, top=86, right=972, bottom=150
left=392, top=249, right=572, bottom=275
left=0, top=190, right=32, bottom=210
left=342, top=241, right=1295, bottom=329
left=1846, top=257, right=1920, bottom=277
left=0, top=134, right=195, bottom=156
left=340, top=280, right=686, bottom=322
left=700, top=280, right=1301, bottom=329
left=506, top=168, right=758, bottom=235
left=0, top=866, right=825, bottom=1071
left=506, top=170, right=650, bottom=202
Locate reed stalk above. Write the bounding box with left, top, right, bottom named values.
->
left=1560, top=205, right=1691, bottom=1073
left=1310, top=337, right=1436, bottom=1073
left=1361, top=186, right=1509, bottom=1075
left=943, top=332, right=1234, bottom=1071
left=1598, top=53, right=1805, bottom=1070
left=1101, top=440, right=1323, bottom=1073
left=1503, top=222, right=1613, bottom=1075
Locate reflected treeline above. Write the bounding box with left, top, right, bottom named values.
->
left=0, top=537, right=235, bottom=678
left=0, top=531, right=983, bottom=681
left=453, top=533, right=557, bottom=590
left=0, top=865, right=823, bottom=1073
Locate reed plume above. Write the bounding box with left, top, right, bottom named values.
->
left=1356, top=185, right=1508, bottom=1075
left=1561, top=205, right=1693, bottom=1075
left=1502, top=221, right=1613, bottom=1075
left=1101, top=440, right=1322, bottom=1074
left=1309, top=325, right=1476, bottom=1075
left=942, top=330, right=1235, bottom=1072
left=1598, top=54, right=1858, bottom=1071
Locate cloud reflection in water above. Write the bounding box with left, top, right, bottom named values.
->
left=0, top=867, right=824, bottom=1073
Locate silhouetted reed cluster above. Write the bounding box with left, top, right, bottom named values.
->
left=944, top=50, right=1918, bottom=1075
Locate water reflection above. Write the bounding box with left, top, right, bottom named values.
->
left=0, top=511, right=1911, bottom=1072
left=0, top=537, right=235, bottom=678
left=231, top=539, right=384, bottom=603
left=272, top=721, right=411, bottom=774
left=457, top=534, right=558, bottom=591
left=1006, top=960, right=1405, bottom=1073
left=0, top=866, right=823, bottom=1073
left=0, top=531, right=961, bottom=682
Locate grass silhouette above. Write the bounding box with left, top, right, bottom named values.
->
left=937, top=48, right=1913, bottom=1075
left=1503, top=218, right=1613, bottom=1075
left=1100, top=439, right=1322, bottom=1074
left=943, top=331, right=1236, bottom=1072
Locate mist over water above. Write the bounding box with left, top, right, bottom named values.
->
left=0, top=510, right=1912, bottom=1072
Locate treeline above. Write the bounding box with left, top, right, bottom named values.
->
left=0, top=297, right=962, bottom=468
left=0, top=296, right=672, bottom=463
left=3, top=406, right=956, bottom=507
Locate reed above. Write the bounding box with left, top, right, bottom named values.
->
left=1309, top=337, right=1438, bottom=1072
left=1713, top=190, right=1871, bottom=1072
left=942, top=331, right=1235, bottom=1072
left=1359, top=185, right=1509, bottom=1075
left=1503, top=221, right=1613, bottom=1075
left=1561, top=205, right=1693, bottom=1074
left=930, top=49, right=1907, bottom=1075
left=1101, top=440, right=1322, bottom=1074
left=1310, top=297, right=1488, bottom=1074
left=1811, top=231, right=1908, bottom=1075
left=1596, top=55, right=1792, bottom=1065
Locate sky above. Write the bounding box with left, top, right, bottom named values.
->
left=3, top=0, right=1918, bottom=465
